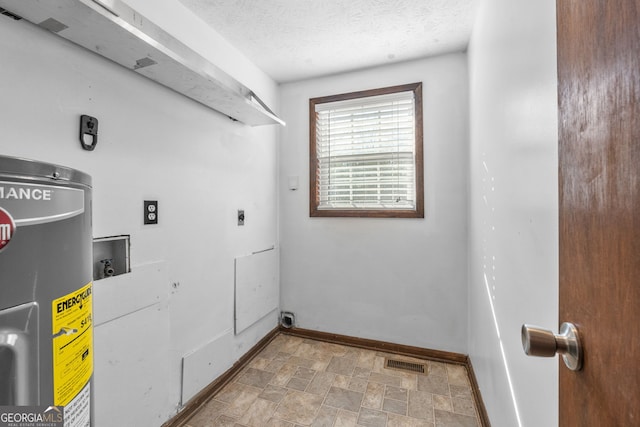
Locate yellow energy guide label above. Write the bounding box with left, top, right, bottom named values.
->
left=52, top=282, right=93, bottom=407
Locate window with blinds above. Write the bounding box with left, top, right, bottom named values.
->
left=310, top=83, right=424, bottom=218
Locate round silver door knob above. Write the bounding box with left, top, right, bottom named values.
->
left=521, top=322, right=583, bottom=371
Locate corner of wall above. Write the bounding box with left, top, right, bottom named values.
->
left=466, top=0, right=559, bottom=426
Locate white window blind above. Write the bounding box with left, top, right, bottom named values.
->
left=314, top=90, right=417, bottom=210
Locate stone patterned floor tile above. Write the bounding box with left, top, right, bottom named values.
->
left=265, top=359, right=288, bottom=373
left=306, top=371, right=335, bottom=396
left=211, top=415, right=238, bottom=427
left=333, top=374, right=351, bottom=388
left=446, top=365, right=470, bottom=387
left=294, top=367, right=317, bottom=380
left=286, top=376, right=311, bottom=391
left=385, top=385, right=408, bottom=401
left=274, top=352, right=293, bottom=362
left=369, top=372, right=403, bottom=387
left=324, top=386, right=364, bottom=412
left=259, top=384, right=289, bottom=403
left=417, top=374, right=451, bottom=396
left=272, top=390, right=324, bottom=425
left=271, top=363, right=298, bottom=387
left=184, top=336, right=484, bottom=427
left=356, top=407, right=387, bottom=427
left=252, top=356, right=272, bottom=368
left=428, top=362, right=448, bottom=377
left=237, top=368, right=275, bottom=389
left=186, top=399, right=228, bottom=427
left=221, top=387, right=260, bottom=419
left=348, top=377, right=368, bottom=392
left=326, top=356, right=356, bottom=376
left=237, top=398, right=278, bottom=427
left=408, top=390, right=435, bottom=421
left=400, top=375, right=418, bottom=391
left=387, top=413, right=435, bottom=427
left=311, top=360, right=329, bottom=371
left=382, top=397, right=408, bottom=415
left=287, top=356, right=317, bottom=369
left=353, top=367, right=371, bottom=379
left=214, top=383, right=251, bottom=404
left=361, top=382, right=385, bottom=410
left=293, top=341, right=336, bottom=363
left=450, top=384, right=472, bottom=400
left=265, top=418, right=295, bottom=427
left=334, top=409, right=359, bottom=427
left=372, top=356, right=386, bottom=374
left=276, top=336, right=304, bottom=354
left=310, top=405, right=338, bottom=427
left=452, top=397, right=476, bottom=417
left=434, top=409, right=479, bottom=427
left=257, top=343, right=280, bottom=360
left=433, top=394, right=454, bottom=412
left=356, top=350, right=377, bottom=369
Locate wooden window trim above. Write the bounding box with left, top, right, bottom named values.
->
left=309, top=82, right=424, bottom=218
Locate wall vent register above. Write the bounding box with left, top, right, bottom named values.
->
left=384, top=357, right=428, bottom=375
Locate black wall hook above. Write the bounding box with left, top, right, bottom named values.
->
left=79, top=115, right=99, bottom=151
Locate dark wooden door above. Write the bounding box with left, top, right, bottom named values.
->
left=557, top=0, right=640, bottom=425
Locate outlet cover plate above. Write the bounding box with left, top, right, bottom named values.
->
left=144, top=200, right=158, bottom=225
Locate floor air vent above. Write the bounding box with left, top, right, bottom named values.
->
left=384, top=358, right=428, bottom=375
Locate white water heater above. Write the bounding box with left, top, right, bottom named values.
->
left=0, top=155, right=93, bottom=426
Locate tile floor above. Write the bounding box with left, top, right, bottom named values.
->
left=183, top=334, right=481, bottom=427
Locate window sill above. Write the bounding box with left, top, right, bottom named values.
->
left=310, top=208, right=424, bottom=218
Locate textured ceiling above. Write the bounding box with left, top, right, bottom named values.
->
left=178, top=0, right=477, bottom=83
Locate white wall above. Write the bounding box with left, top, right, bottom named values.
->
left=279, top=54, right=469, bottom=353
left=0, top=3, right=280, bottom=424
left=467, top=1, right=559, bottom=426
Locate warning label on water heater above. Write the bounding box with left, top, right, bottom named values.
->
left=52, top=282, right=93, bottom=426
